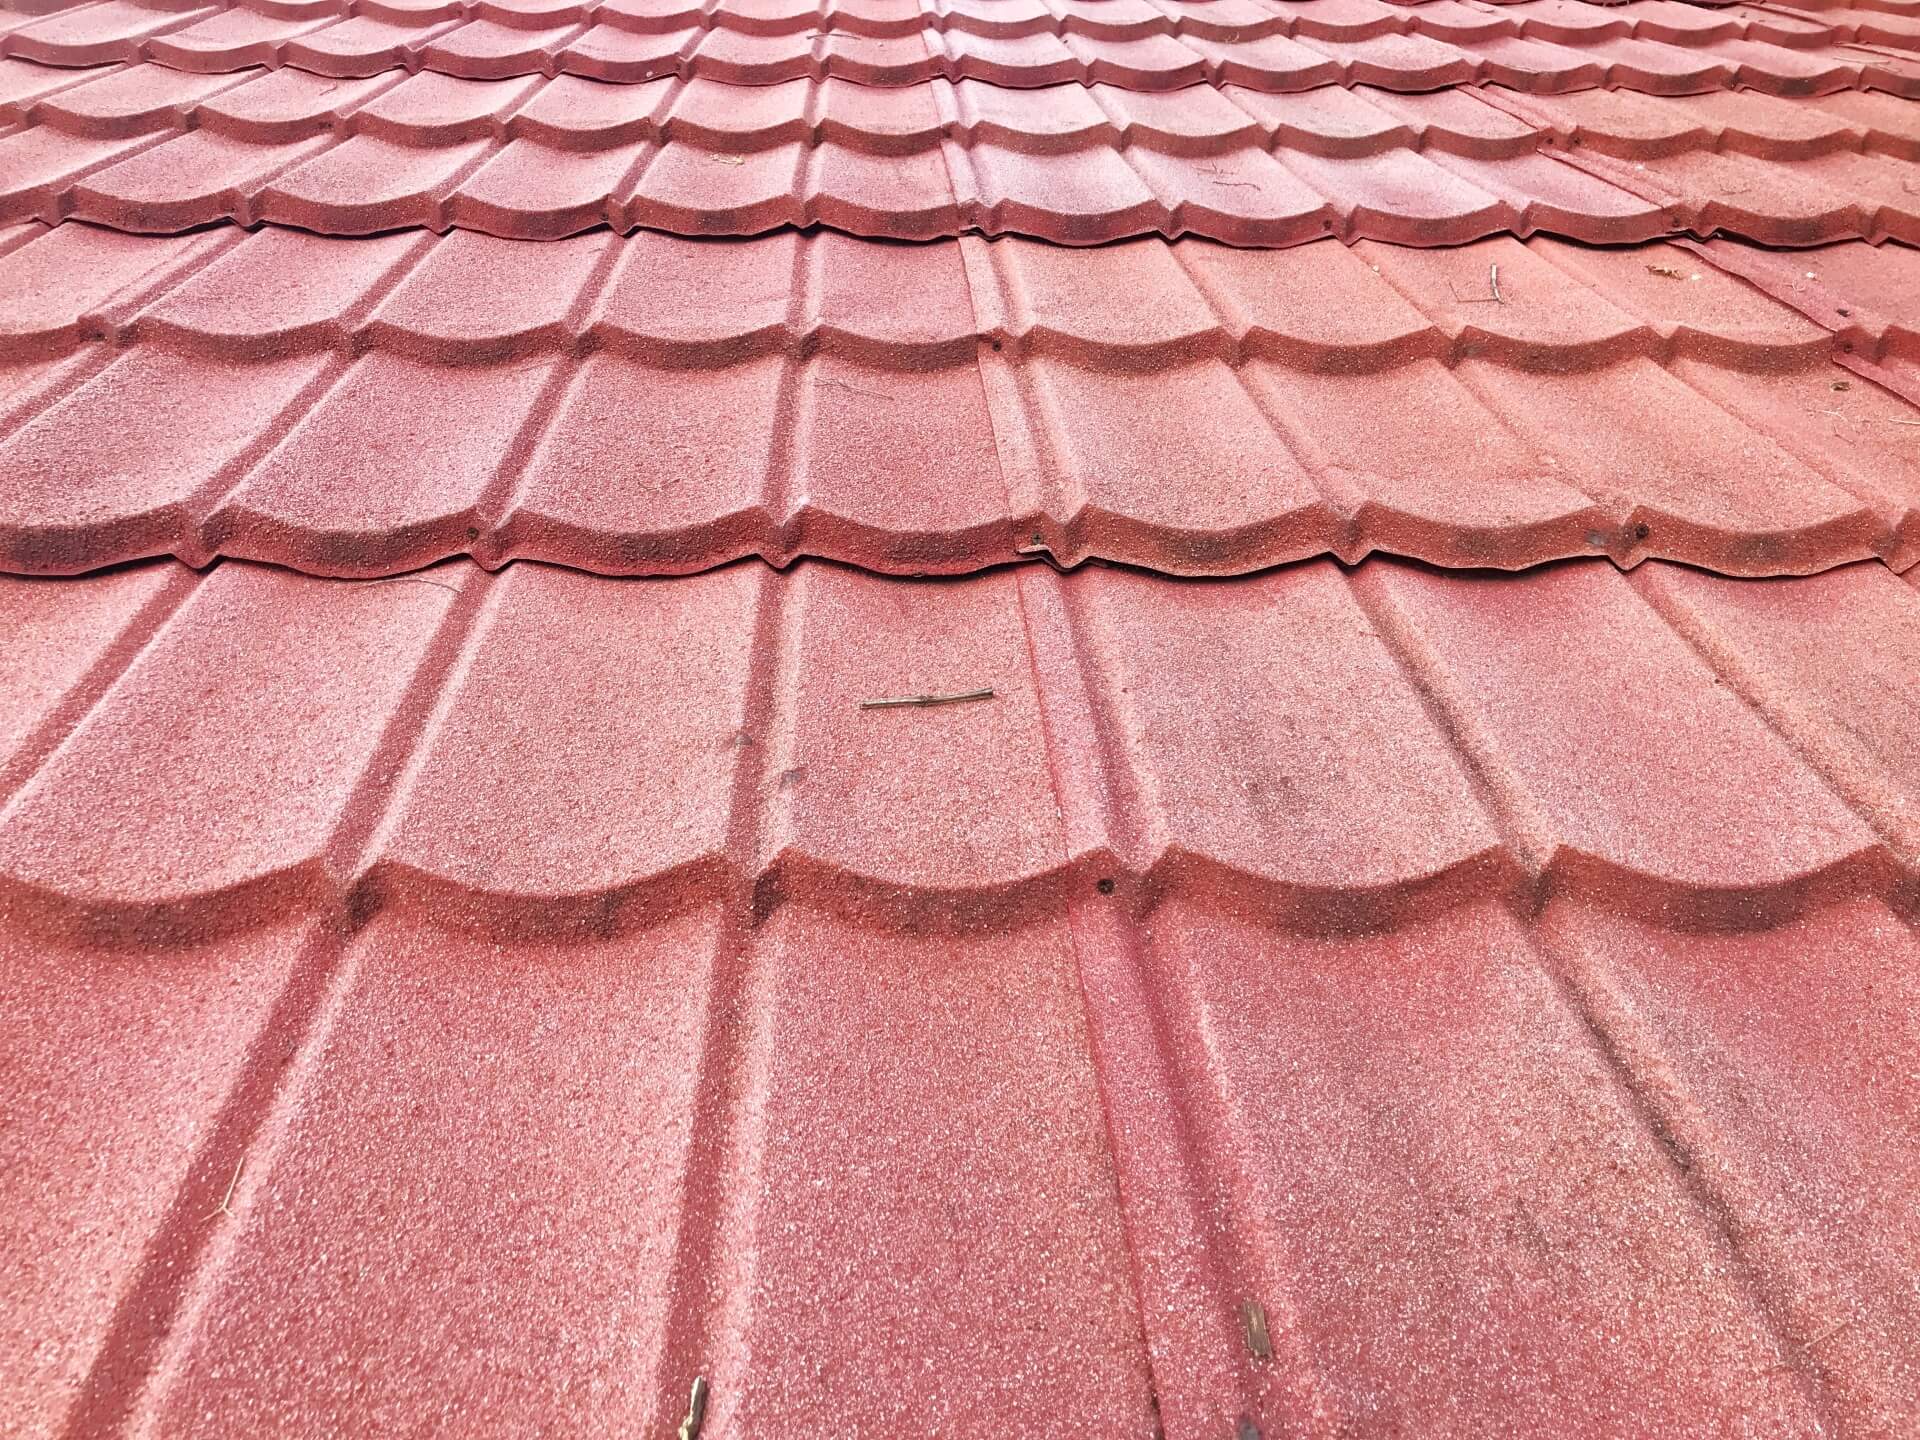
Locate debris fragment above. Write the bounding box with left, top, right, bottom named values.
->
left=860, top=689, right=996, bottom=710
left=678, top=1376, right=709, bottom=1440
left=1194, top=161, right=1259, bottom=191
left=1762, top=1316, right=1858, bottom=1373
left=1831, top=380, right=1851, bottom=392
left=1242, top=1298, right=1273, bottom=1361
left=209, top=1160, right=243, bottom=1220
left=813, top=375, right=895, bottom=403
left=1645, top=263, right=1688, bottom=279
left=1806, top=1316, right=1859, bottom=1350
left=1449, top=262, right=1505, bottom=305
left=710, top=154, right=746, bottom=166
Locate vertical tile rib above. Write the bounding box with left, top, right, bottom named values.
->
left=314, top=566, right=500, bottom=906
left=0, top=561, right=200, bottom=809
left=1628, top=563, right=1920, bottom=877
left=1011, top=563, right=1330, bottom=1440
left=1520, top=919, right=1843, bottom=1435
left=650, top=561, right=785, bottom=1439
left=54, top=924, right=355, bottom=1440
left=467, top=223, right=628, bottom=560
left=758, top=227, right=818, bottom=553
left=1342, top=561, right=1555, bottom=887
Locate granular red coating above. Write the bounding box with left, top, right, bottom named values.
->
left=0, top=556, right=1915, bottom=935
left=3, top=222, right=1919, bottom=579
left=8, top=2, right=1920, bottom=1433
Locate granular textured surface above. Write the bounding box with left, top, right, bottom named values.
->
left=3, top=557, right=1920, bottom=1437
left=8, top=60, right=1920, bottom=243
left=5, top=0, right=1920, bottom=1435
left=8, top=0, right=1920, bottom=93
left=4, top=221, right=1920, bottom=577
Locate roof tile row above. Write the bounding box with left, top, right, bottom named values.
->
left=12, top=89, right=1920, bottom=243
left=9, top=0, right=1919, bottom=93
left=3, top=554, right=1918, bottom=937
left=8, top=891, right=1917, bottom=1439
left=3, top=223, right=1916, bottom=578
left=22, top=0, right=1920, bottom=50
left=13, top=62, right=1920, bottom=164
left=15, top=0, right=1920, bottom=49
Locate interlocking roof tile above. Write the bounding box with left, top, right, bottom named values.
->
left=8, top=0, right=1920, bottom=1433
left=4, top=555, right=1920, bottom=1436
left=3, top=555, right=1917, bottom=931
left=11, top=61, right=1920, bottom=243
left=2, top=220, right=1916, bottom=578
left=7, top=0, right=1920, bottom=92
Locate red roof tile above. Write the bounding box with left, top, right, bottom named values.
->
left=13, top=61, right=1920, bottom=243
left=2, top=220, right=1917, bottom=578
left=9, top=0, right=1920, bottom=1432
left=2, top=555, right=1916, bottom=931
left=4, top=556, right=1920, bottom=1435
left=9, top=0, right=1920, bottom=92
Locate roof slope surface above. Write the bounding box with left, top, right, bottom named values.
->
left=8, top=0, right=1920, bottom=93
left=3, top=556, right=1919, bottom=1438
left=3, top=220, right=1920, bottom=578
left=8, top=60, right=1920, bottom=243
left=5, top=0, right=1920, bottom=1435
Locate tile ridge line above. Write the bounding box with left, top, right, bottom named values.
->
left=0, top=560, right=203, bottom=811
left=1521, top=914, right=1846, bottom=1434
left=647, top=560, right=788, bottom=1440
left=58, top=923, right=364, bottom=1440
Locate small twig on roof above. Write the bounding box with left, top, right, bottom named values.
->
left=363, top=576, right=462, bottom=596
left=1805, top=1316, right=1860, bottom=1350
left=1241, top=1299, right=1273, bottom=1361
left=1762, top=1316, right=1859, bottom=1373
left=1805, top=406, right=1856, bottom=440
left=814, top=375, right=896, bottom=403
left=1805, top=406, right=1920, bottom=434
left=860, top=688, right=996, bottom=711
left=678, top=1376, right=709, bottom=1440
left=1194, top=161, right=1259, bottom=190
left=1448, top=262, right=1505, bottom=305
left=209, top=1160, right=244, bottom=1220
